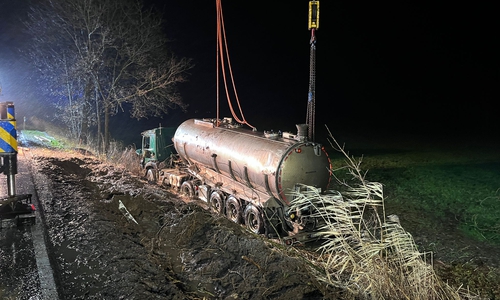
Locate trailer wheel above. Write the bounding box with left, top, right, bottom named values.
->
left=225, top=196, right=242, bottom=224
left=244, top=204, right=264, bottom=234
left=146, top=168, right=156, bottom=183
left=209, top=191, right=224, bottom=214
left=180, top=181, right=195, bottom=199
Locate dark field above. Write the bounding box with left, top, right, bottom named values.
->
left=327, top=129, right=500, bottom=297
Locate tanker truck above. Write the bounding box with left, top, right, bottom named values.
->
left=137, top=117, right=335, bottom=244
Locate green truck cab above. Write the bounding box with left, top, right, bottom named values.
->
left=136, top=127, right=177, bottom=181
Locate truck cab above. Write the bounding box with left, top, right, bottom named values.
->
left=137, top=127, right=176, bottom=176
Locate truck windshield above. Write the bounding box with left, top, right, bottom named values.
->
left=143, top=136, right=150, bottom=149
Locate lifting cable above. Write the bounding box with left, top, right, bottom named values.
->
left=216, top=0, right=255, bottom=130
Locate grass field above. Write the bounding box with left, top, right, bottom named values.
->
left=328, top=130, right=500, bottom=245
left=19, top=130, right=67, bottom=149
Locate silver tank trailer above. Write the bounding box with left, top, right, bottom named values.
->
left=173, top=119, right=331, bottom=205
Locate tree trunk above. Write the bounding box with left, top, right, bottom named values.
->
left=104, top=102, right=110, bottom=154
left=94, top=79, right=101, bottom=153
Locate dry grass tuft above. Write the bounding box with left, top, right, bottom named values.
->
left=108, top=145, right=142, bottom=175
left=289, top=128, right=465, bottom=299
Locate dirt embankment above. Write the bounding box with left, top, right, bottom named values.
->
left=24, top=148, right=338, bottom=299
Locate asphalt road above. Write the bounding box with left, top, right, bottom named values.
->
left=0, top=148, right=59, bottom=299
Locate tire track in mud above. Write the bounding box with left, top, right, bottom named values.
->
left=28, top=151, right=189, bottom=299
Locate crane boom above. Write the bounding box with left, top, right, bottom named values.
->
left=306, top=1, right=319, bottom=142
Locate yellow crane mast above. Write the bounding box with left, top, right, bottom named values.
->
left=306, top=1, right=319, bottom=142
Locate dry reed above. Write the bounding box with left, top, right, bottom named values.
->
left=288, top=128, right=463, bottom=299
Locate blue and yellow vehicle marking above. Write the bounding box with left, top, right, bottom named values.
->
left=0, top=102, right=18, bottom=154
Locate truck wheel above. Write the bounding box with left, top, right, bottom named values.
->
left=244, top=204, right=264, bottom=234
left=209, top=191, right=224, bottom=214
left=180, top=181, right=195, bottom=199
left=225, top=196, right=242, bottom=224
left=146, top=168, right=156, bottom=183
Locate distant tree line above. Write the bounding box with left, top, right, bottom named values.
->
left=24, top=0, right=192, bottom=152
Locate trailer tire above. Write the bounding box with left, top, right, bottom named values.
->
left=225, top=196, right=242, bottom=224
left=146, top=168, right=156, bottom=183
left=209, top=191, right=224, bottom=214
left=244, top=204, right=264, bottom=234
left=180, top=181, right=195, bottom=198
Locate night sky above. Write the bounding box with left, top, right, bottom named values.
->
left=153, top=1, right=499, bottom=140
left=1, top=1, right=498, bottom=144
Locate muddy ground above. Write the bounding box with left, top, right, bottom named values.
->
left=23, top=147, right=343, bottom=300
left=19, top=141, right=500, bottom=299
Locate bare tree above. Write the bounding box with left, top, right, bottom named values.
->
left=94, top=0, right=191, bottom=151
left=24, top=2, right=91, bottom=140
left=25, top=0, right=192, bottom=152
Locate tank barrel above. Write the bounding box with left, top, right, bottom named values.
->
left=173, top=119, right=330, bottom=204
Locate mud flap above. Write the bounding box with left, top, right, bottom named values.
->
left=263, top=207, right=288, bottom=239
